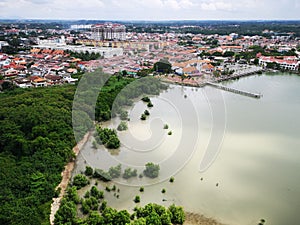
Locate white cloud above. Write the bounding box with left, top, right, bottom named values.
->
left=179, top=0, right=194, bottom=9
left=164, top=0, right=180, bottom=10
left=54, top=0, right=104, bottom=10
left=25, top=0, right=50, bottom=4
left=200, top=1, right=233, bottom=11
left=0, top=0, right=299, bottom=20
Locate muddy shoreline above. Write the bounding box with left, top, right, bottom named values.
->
left=185, top=212, right=226, bottom=225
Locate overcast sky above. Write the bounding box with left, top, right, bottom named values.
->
left=0, top=0, right=299, bottom=20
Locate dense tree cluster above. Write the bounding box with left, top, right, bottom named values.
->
left=126, top=21, right=300, bottom=37
left=109, top=76, right=167, bottom=119
left=72, top=69, right=166, bottom=147
left=0, top=72, right=132, bottom=224
left=153, top=59, right=172, bottom=73
left=134, top=203, right=185, bottom=225
left=0, top=85, right=77, bottom=224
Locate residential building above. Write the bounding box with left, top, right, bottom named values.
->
left=91, top=23, right=126, bottom=41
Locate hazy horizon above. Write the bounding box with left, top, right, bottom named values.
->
left=0, top=0, right=299, bottom=21
left=1, top=19, right=300, bottom=22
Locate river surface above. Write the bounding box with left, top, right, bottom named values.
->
left=73, top=73, right=300, bottom=225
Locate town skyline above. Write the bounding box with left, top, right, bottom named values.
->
left=0, top=0, right=299, bottom=21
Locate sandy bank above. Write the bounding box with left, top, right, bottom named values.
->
left=49, top=132, right=91, bottom=225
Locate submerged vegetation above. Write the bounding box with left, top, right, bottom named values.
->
left=55, top=180, right=185, bottom=225
left=94, top=126, right=120, bottom=149
left=117, top=121, right=128, bottom=131
left=143, top=162, right=160, bottom=178
left=123, top=167, right=138, bottom=179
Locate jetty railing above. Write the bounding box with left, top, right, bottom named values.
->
left=206, top=82, right=262, bottom=98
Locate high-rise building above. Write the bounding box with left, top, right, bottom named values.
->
left=91, top=23, right=126, bottom=41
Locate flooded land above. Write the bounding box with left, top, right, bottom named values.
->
left=73, top=73, right=300, bottom=225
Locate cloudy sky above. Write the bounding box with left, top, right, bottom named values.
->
left=0, top=0, right=299, bottom=20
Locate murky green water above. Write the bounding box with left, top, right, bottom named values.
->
left=74, top=73, right=300, bottom=225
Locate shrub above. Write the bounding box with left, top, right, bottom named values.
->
left=123, top=168, right=138, bottom=179
left=144, top=110, right=150, bottom=116
left=140, top=114, right=147, bottom=120
left=120, top=110, right=129, bottom=120
left=92, top=140, right=97, bottom=149
left=117, top=121, right=128, bottom=131
left=134, top=195, right=140, bottom=203
left=141, top=96, right=151, bottom=102
left=143, top=162, right=160, bottom=178
left=85, top=166, right=93, bottom=176
left=72, top=174, right=89, bottom=189
left=147, top=102, right=153, bottom=108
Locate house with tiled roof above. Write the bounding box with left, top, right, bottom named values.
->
left=182, top=66, right=200, bottom=76
left=31, top=77, right=47, bottom=87
left=45, top=74, right=62, bottom=85
left=4, top=68, right=19, bottom=77
left=14, top=78, right=32, bottom=88
left=201, top=63, right=215, bottom=73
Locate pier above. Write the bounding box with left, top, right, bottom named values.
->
left=206, top=82, right=262, bottom=98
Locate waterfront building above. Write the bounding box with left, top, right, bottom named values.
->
left=259, top=56, right=299, bottom=71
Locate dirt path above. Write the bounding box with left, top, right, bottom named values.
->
left=49, top=132, right=91, bottom=225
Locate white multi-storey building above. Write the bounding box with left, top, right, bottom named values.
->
left=91, top=23, right=126, bottom=41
